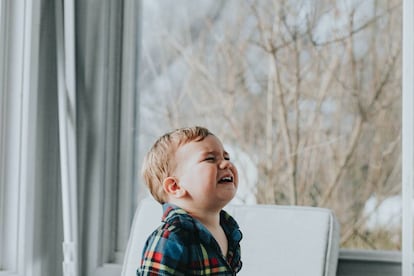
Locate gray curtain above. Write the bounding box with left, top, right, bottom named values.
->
left=73, top=0, right=140, bottom=274
left=0, top=0, right=140, bottom=275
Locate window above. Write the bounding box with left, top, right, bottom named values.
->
left=138, top=0, right=403, bottom=252
left=1, top=0, right=410, bottom=275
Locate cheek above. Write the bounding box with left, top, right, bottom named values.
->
left=232, top=166, right=239, bottom=185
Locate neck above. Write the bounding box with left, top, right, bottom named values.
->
left=189, top=208, right=221, bottom=228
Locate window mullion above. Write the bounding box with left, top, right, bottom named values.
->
left=402, top=1, right=414, bottom=275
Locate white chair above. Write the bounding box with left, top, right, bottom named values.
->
left=122, top=198, right=340, bottom=276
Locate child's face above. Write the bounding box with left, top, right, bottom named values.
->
left=172, top=134, right=238, bottom=210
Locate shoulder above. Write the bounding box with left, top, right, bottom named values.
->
left=142, top=213, right=197, bottom=255
left=139, top=219, right=194, bottom=275
left=148, top=219, right=193, bottom=244
left=159, top=204, right=201, bottom=240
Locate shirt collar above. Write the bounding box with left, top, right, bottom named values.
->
left=161, top=203, right=242, bottom=244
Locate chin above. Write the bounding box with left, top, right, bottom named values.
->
left=217, top=195, right=236, bottom=205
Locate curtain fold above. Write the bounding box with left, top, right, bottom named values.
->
left=74, top=0, right=140, bottom=274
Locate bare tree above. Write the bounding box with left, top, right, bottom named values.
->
left=139, top=0, right=402, bottom=250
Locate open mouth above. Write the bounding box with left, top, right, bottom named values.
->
left=218, top=176, right=233, bottom=184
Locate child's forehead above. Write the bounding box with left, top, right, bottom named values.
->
left=176, top=134, right=225, bottom=153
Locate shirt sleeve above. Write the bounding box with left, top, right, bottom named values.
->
left=137, top=227, right=188, bottom=276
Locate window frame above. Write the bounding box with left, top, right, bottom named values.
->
left=402, top=1, right=414, bottom=276
left=337, top=250, right=402, bottom=276
left=0, top=0, right=40, bottom=275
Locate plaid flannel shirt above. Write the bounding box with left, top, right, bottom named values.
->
left=137, top=203, right=242, bottom=275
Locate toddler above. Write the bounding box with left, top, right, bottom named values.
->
left=138, top=126, right=242, bottom=275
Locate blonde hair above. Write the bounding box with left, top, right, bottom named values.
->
left=141, top=126, right=212, bottom=203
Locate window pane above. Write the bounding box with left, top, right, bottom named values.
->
left=138, top=0, right=402, bottom=250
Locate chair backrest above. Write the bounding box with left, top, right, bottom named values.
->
left=122, top=198, right=340, bottom=276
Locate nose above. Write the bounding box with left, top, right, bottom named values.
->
left=219, top=159, right=232, bottom=169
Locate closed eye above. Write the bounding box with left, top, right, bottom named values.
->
left=204, top=156, right=216, bottom=162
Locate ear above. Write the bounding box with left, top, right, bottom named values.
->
left=163, top=177, right=186, bottom=198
